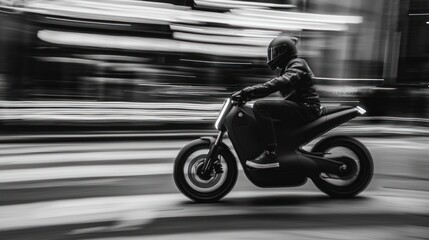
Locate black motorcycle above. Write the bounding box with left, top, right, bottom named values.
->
left=173, top=96, right=373, bottom=202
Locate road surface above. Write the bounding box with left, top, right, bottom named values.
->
left=0, top=136, right=428, bottom=239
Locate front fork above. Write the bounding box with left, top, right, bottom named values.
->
left=200, top=131, right=225, bottom=176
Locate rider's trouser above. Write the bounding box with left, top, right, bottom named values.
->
left=253, top=99, right=320, bottom=152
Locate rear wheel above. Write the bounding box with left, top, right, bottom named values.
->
left=311, top=136, right=373, bottom=198
left=173, top=139, right=238, bottom=203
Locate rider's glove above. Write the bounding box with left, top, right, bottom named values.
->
left=231, top=87, right=253, bottom=102
left=240, top=87, right=253, bottom=101
left=231, top=91, right=242, bottom=101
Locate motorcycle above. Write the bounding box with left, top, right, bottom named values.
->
left=173, top=94, right=373, bottom=202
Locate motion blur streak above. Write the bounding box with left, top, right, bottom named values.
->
left=1, top=0, right=429, bottom=239
left=194, top=0, right=295, bottom=9
left=170, top=25, right=282, bottom=38
left=44, top=16, right=132, bottom=27
left=27, top=0, right=191, bottom=24
left=37, top=30, right=267, bottom=57
left=0, top=101, right=221, bottom=122
left=173, top=32, right=271, bottom=46
left=0, top=164, right=173, bottom=183
left=231, top=8, right=363, bottom=24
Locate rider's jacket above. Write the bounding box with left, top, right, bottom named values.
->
left=244, top=57, right=321, bottom=112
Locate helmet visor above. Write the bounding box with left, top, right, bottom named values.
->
left=267, top=44, right=287, bottom=62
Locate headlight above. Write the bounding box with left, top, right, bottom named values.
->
left=215, top=98, right=231, bottom=130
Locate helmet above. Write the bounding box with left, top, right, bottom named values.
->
left=267, top=36, right=298, bottom=71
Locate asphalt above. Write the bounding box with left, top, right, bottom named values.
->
left=0, top=137, right=427, bottom=239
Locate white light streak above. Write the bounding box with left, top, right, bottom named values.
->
left=316, top=77, right=384, bottom=81
left=27, top=0, right=191, bottom=25
left=195, top=0, right=295, bottom=9
left=37, top=30, right=266, bottom=57
left=180, top=59, right=251, bottom=65
left=171, top=25, right=281, bottom=38
left=409, top=13, right=429, bottom=16
left=231, top=8, right=363, bottom=24
left=0, top=164, right=173, bottom=183
left=180, top=10, right=347, bottom=31
left=45, top=16, right=131, bottom=26
left=173, top=32, right=270, bottom=46
left=0, top=150, right=179, bottom=166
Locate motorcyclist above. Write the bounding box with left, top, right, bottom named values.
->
left=232, top=36, right=321, bottom=169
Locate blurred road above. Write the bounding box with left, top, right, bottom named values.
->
left=0, top=136, right=428, bottom=239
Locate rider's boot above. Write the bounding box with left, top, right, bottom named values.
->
left=246, top=150, right=279, bottom=169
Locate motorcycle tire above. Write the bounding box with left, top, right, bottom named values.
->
left=173, top=139, right=238, bottom=203
left=311, top=135, right=373, bottom=198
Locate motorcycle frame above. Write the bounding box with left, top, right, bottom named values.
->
left=202, top=98, right=364, bottom=188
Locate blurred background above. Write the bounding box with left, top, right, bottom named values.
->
left=0, top=0, right=428, bottom=128
left=0, top=0, right=428, bottom=239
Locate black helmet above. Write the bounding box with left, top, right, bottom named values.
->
left=267, top=36, right=298, bottom=71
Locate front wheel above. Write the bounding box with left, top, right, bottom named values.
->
left=311, top=136, right=373, bottom=198
left=173, top=139, right=238, bottom=203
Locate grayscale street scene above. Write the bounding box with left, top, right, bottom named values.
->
left=0, top=0, right=428, bottom=239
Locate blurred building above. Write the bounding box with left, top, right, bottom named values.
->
left=396, top=0, right=429, bottom=86
left=0, top=0, right=427, bottom=106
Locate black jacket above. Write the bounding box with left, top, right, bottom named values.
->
left=244, top=57, right=320, bottom=111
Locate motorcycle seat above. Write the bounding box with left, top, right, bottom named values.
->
left=319, top=105, right=354, bottom=117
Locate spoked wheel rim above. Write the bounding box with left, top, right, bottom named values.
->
left=320, top=146, right=361, bottom=187
left=183, top=149, right=228, bottom=193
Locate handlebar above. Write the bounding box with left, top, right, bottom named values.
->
left=231, top=98, right=246, bottom=106
left=230, top=91, right=247, bottom=106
